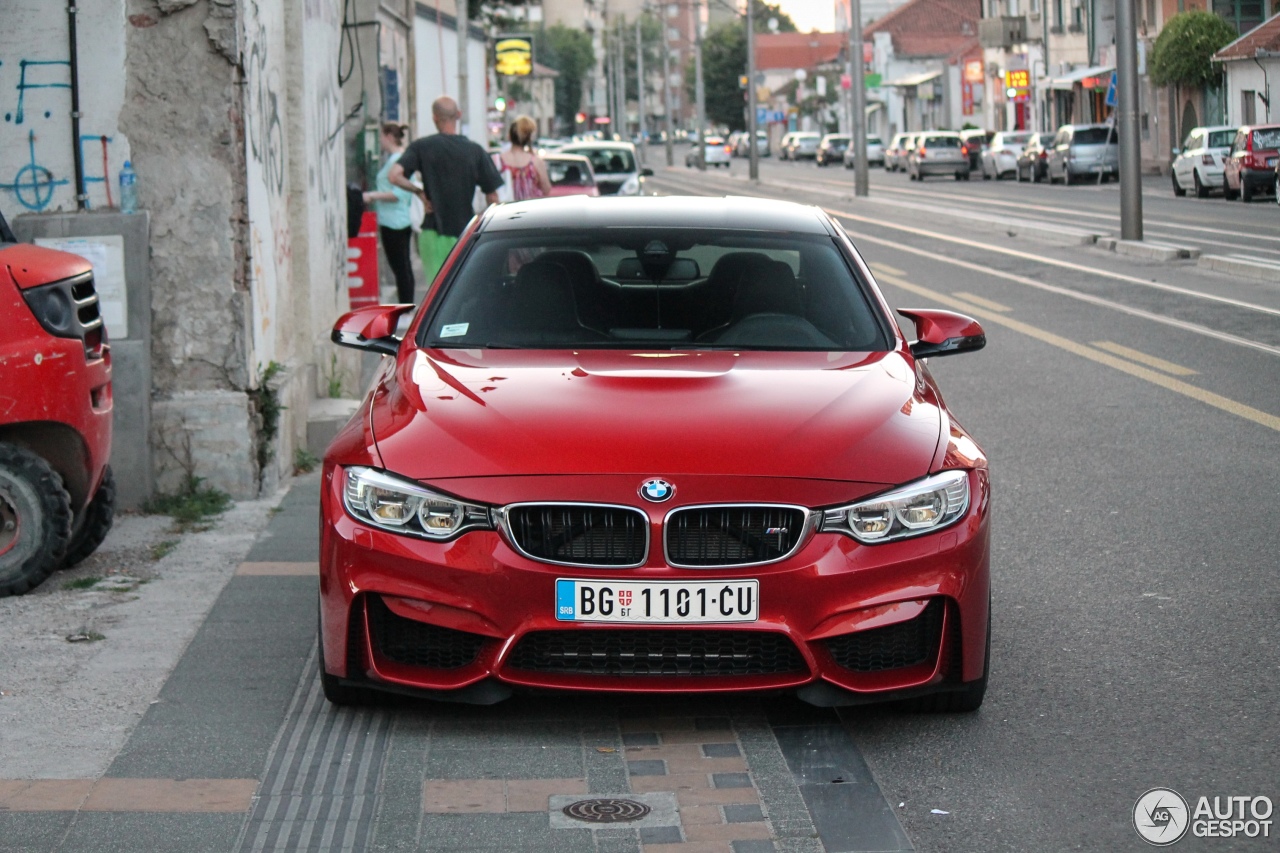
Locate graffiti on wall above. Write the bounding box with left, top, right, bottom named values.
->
left=0, top=54, right=124, bottom=212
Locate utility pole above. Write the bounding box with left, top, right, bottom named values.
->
left=617, top=14, right=628, bottom=139
left=662, top=15, right=674, bottom=166
left=695, top=0, right=706, bottom=170
left=637, top=15, right=646, bottom=162
left=1116, top=0, right=1143, bottom=239
left=457, top=0, right=469, bottom=135
left=848, top=0, right=868, bottom=196
left=747, top=0, right=759, bottom=181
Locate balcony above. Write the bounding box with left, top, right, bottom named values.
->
left=979, top=16, right=1029, bottom=48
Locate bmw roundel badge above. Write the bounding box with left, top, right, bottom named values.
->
left=640, top=479, right=674, bottom=502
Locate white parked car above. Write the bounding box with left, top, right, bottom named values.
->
left=685, top=136, right=732, bottom=168
left=1171, top=125, right=1237, bottom=198
left=558, top=141, right=652, bottom=195
left=843, top=136, right=885, bottom=168
left=980, top=131, right=1033, bottom=180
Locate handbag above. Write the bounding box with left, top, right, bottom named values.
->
left=491, top=153, right=515, bottom=204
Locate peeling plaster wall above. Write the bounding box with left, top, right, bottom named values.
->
left=3, top=0, right=347, bottom=500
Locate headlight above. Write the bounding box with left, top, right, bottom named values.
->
left=342, top=466, right=492, bottom=540
left=619, top=175, right=640, bottom=195
left=819, top=471, right=969, bottom=544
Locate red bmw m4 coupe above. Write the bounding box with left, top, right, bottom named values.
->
left=321, top=195, right=991, bottom=710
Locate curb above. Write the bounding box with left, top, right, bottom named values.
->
left=1197, top=253, right=1280, bottom=283
left=1114, top=239, right=1201, bottom=261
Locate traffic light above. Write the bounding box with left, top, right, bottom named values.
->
left=494, top=96, right=507, bottom=112
left=739, top=75, right=749, bottom=89
left=575, top=112, right=587, bottom=124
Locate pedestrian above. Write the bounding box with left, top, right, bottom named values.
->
left=495, top=115, right=552, bottom=201
left=389, top=96, right=503, bottom=283
left=363, top=122, right=416, bottom=304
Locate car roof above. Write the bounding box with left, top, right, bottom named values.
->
left=562, top=141, right=636, bottom=151
left=544, top=152, right=593, bottom=164
left=1188, top=125, right=1237, bottom=133
left=480, top=195, right=835, bottom=235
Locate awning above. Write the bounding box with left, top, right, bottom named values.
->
left=1046, top=65, right=1113, bottom=91
left=883, top=70, right=942, bottom=88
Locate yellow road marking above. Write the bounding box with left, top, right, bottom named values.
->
left=1090, top=341, right=1198, bottom=376
left=876, top=272, right=1280, bottom=434
left=869, top=262, right=906, bottom=276
left=951, top=292, right=1011, bottom=312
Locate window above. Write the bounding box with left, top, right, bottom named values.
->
left=1054, top=0, right=1065, bottom=28
left=1213, top=0, right=1265, bottom=34
left=1242, top=90, right=1256, bottom=125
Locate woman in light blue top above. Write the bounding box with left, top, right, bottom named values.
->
left=363, top=123, right=416, bottom=303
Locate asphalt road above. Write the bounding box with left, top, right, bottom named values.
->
left=665, top=153, right=1280, bottom=262
left=646, top=160, right=1280, bottom=851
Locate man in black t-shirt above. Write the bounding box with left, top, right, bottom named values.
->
left=390, top=96, right=503, bottom=283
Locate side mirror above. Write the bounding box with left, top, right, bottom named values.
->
left=1171, top=147, right=1180, bottom=156
left=640, top=167, right=654, bottom=177
left=898, top=308, right=986, bottom=359
left=331, top=303, right=415, bottom=356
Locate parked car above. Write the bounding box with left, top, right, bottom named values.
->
left=558, top=141, right=653, bottom=195
left=685, top=136, right=733, bottom=168
left=543, top=153, right=600, bottom=197
left=1046, top=124, right=1119, bottom=185
left=841, top=136, right=886, bottom=168
left=734, top=130, right=770, bottom=158
left=980, top=131, right=1033, bottom=180
left=0, top=210, right=115, bottom=597
left=907, top=132, right=970, bottom=181
left=322, top=194, right=991, bottom=711
left=960, top=129, right=995, bottom=171
left=782, top=132, right=821, bottom=160
left=1171, top=125, right=1236, bottom=198
left=816, top=134, right=850, bottom=167
left=884, top=133, right=914, bottom=171
left=1224, top=123, right=1280, bottom=202
left=1015, top=133, right=1052, bottom=182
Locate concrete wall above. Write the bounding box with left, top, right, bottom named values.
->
left=3, top=0, right=348, bottom=501
left=414, top=6, right=491, bottom=146
left=1221, top=60, right=1277, bottom=125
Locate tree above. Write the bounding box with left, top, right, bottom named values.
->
left=1149, top=10, right=1238, bottom=88
left=686, top=23, right=749, bottom=131
left=540, top=25, right=596, bottom=132
left=751, top=0, right=798, bottom=33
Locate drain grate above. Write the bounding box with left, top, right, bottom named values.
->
left=561, top=797, right=652, bottom=824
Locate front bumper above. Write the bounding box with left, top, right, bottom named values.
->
left=319, top=467, right=991, bottom=705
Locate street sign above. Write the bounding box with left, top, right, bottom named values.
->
left=1105, top=70, right=1118, bottom=107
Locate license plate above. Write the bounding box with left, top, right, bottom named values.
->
left=1268, top=157, right=1277, bottom=167
left=555, top=579, right=759, bottom=624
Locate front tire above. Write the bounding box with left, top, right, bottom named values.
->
left=901, top=605, right=990, bottom=713
left=0, top=444, right=73, bottom=597
left=1194, top=170, right=1209, bottom=199
left=62, top=466, right=115, bottom=568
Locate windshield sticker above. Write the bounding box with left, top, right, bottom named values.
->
left=440, top=323, right=469, bottom=338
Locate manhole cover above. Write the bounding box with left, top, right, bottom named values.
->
left=561, top=798, right=652, bottom=824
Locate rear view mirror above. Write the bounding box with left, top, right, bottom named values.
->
left=331, top=303, right=416, bottom=356
left=898, top=308, right=986, bottom=359
left=640, top=167, right=654, bottom=177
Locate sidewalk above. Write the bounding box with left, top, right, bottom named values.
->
left=0, top=475, right=914, bottom=853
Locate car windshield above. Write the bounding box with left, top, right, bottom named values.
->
left=547, top=159, right=592, bottom=186
left=1003, top=132, right=1032, bottom=145
left=564, top=147, right=636, bottom=174
left=1251, top=128, right=1280, bottom=149
left=420, top=229, right=890, bottom=352
left=1206, top=130, right=1235, bottom=148
left=868, top=137, right=882, bottom=145
left=1073, top=127, right=1115, bottom=145
left=923, top=136, right=960, bottom=147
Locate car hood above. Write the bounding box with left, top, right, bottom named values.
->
left=370, top=349, right=943, bottom=485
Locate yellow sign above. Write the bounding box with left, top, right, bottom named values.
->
left=1004, top=69, right=1030, bottom=89
left=495, top=38, right=532, bottom=76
